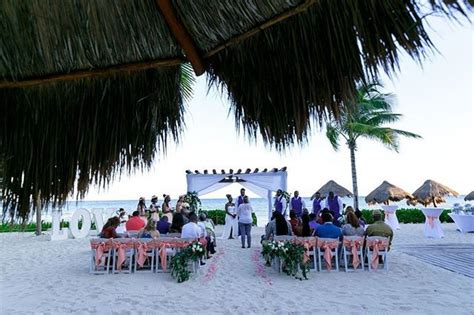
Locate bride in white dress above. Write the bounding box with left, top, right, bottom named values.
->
left=221, top=194, right=238, bottom=239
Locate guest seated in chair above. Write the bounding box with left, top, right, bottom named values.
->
left=315, top=212, right=342, bottom=239
left=100, top=217, right=121, bottom=238
left=169, top=212, right=185, bottom=234
left=126, top=210, right=146, bottom=231
left=288, top=210, right=300, bottom=235
left=138, top=220, right=160, bottom=238
left=354, top=208, right=366, bottom=227
left=198, top=213, right=216, bottom=257
left=266, top=211, right=293, bottom=240
left=300, top=213, right=313, bottom=237
left=364, top=210, right=393, bottom=249
left=156, top=216, right=170, bottom=235
left=182, top=212, right=206, bottom=265
left=342, top=211, right=365, bottom=236
left=308, top=213, right=320, bottom=234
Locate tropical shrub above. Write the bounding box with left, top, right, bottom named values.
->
left=170, top=241, right=206, bottom=283
left=201, top=209, right=257, bottom=226
left=360, top=208, right=453, bottom=224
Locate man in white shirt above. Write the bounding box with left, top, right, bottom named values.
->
left=181, top=212, right=202, bottom=239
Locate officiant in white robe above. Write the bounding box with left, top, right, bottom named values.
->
left=221, top=194, right=238, bottom=239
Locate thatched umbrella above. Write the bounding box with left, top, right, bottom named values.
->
left=0, top=1, right=470, bottom=222
left=465, top=191, right=474, bottom=201
left=365, top=181, right=413, bottom=205
left=312, top=180, right=352, bottom=199
left=411, top=180, right=459, bottom=207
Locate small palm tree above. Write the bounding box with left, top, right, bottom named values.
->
left=325, top=83, right=421, bottom=209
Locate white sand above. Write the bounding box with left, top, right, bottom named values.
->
left=1, top=224, right=473, bottom=314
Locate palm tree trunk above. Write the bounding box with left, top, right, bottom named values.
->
left=349, top=145, right=359, bottom=209
left=35, top=192, right=42, bottom=236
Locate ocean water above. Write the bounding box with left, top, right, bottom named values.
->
left=42, top=195, right=467, bottom=227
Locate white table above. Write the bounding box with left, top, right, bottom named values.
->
left=381, top=205, right=400, bottom=230
left=421, top=208, right=444, bottom=239
left=449, top=213, right=474, bottom=233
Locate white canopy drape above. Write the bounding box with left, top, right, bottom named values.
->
left=186, top=170, right=288, bottom=220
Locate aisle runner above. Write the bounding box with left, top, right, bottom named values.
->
left=398, top=243, right=474, bottom=278
left=251, top=249, right=273, bottom=286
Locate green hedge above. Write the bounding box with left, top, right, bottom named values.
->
left=360, top=208, right=453, bottom=224
left=201, top=209, right=258, bottom=226
left=0, top=220, right=94, bottom=233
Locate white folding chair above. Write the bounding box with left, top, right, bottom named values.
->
left=342, top=236, right=364, bottom=272
left=316, top=238, right=340, bottom=272
left=89, top=238, right=114, bottom=274
left=111, top=239, right=135, bottom=274
left=295, top=237, right=318, bottom=272
left=366, top=236, right=389, bottom=271
left=134, top=239, right=155, bottom=273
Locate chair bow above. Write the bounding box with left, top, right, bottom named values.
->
left=367, top=239, right=389, bottom=270
left=113, top=241, right=133, bottom=271
left=317, top=239, right=339, bottom=271
left=292, top=238, right=317, bottom=264
left=91, top=241, right=107, bottom=266
left=343, top=238, right=362, bottom=269
left=136, top=242, right=149, bottom=268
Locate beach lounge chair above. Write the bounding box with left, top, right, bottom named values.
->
left=366, top=236, right=389, bottom=271
left=316, top=238, right=340, bottom=272
left=342, top=236, right=364, bottom=272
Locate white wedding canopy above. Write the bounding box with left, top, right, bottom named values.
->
left=186, top=168, right=288, bottom=220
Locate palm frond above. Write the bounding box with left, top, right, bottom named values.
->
left=325, top=125, right=341, bottom=151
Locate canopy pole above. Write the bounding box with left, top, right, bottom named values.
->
left=267, top=190, right=273, bottom=222
left=155, top=0, right=206, bottom=75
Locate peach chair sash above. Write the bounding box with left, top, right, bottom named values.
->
left=90, top=240, right=112, bottom=266
left=136, top=241, right=151, bottom=268
left=112, top=240, right=135, bottom=270
left=292, top=237, right=317, bottom=263
left=317, top=239, right=339, bottom=270
left=366, top=238, right=389, bottom=270
left=156, top=240, right=193, bottom=271
left=342, top=237, right=363, bottom=269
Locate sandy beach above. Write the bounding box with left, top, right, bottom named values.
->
left=1, top=223, right=473, bottom=314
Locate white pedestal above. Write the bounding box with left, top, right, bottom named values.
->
left=421, top=208, right=444, bottom=239
left=381, top=205, right=400, bottom=230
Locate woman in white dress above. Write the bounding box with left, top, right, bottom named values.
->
left=221, top=194, right=237, bottom=239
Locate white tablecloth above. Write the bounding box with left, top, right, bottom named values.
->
left=421, top=208, right=444, bottom=239
left=449, top=213, right=474, bottom=233
left=382, top=205, right=400, bottom=230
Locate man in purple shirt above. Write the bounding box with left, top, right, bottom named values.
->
left=290, top=190, right=306, bottom=218
left=312, top=192, right=323, bottom=215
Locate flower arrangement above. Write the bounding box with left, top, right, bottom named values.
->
left=262, top=241, right=309, bottom=280
left=184, top=191, right=201, bottom=212
left=170, top=241, right=205, bottom=283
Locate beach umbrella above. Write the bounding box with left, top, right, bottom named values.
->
left=312, top=180, right=352, bottom=199
left=365, top=181, right=413, bottom=205
left=464, top=191, right=474, bottom=201
left=410, top=180, right=459, bottom=207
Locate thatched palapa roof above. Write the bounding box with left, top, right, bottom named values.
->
left=0, top=0, right=471, bottom=220
left=365, top=181, right=413, bottom=205
left=410, top=179, right=459, bottom=207
left=464, top=191, right=474, bottom=201
left=312, top=180, right=352, bottom=199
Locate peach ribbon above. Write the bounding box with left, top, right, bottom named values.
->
left=343, top=238, right=363, bottom=269
left=91, top=241, right=108, bottom=266
left=136, top=242, right=150, bottom=268
left=113, top=241, right=134, bottom=271
left=427, top=216, right=435, bottom=229
left=366, top=239, right=389, bottom=270
left=317, top=239, right=339, bottom=271
left=292, top=238, right=317, bottom=263
left=158, top=241, right=192, bottom=271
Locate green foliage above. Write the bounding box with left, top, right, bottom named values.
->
left=184, top=191, right=201, bottom=212
left=360, top=209, right=454, bottom=224
left=262, top=241, right=308, bottom=280
left=0, top=219, right=96, bottom=233
left=201, top=209, right=257, bottom=226
left=170, top=241, right=205, bottom=283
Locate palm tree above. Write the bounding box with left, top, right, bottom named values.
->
left=325, top=83, right=421, bottom=209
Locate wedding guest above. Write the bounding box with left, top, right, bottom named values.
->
left=100, top=217, right=121, bottom=238
left=266, top=211, right=293, bottom=239
left=300, top=213, right=312, bottom=237
left=199, top=213, right=216, bottom=257
left=149, top=195, right=160, bottom=221
left=315, top=212, right=341, bottom=239
left=323, top=191, right=343, bottom=224
left=355, top=208, right=366, bottom=227
left=138, top=220, right=160, bottom=238
left=175, top=195, right=186, bottom=213
left=236, top=188, right=247, bottom=208
left=181, top=212, right=206, bottom=265
left=274, top=189, right=288, bottom=216
left=117, top=208, right=127, bottom=224
left=222, top=194, right=237, bottom=239
left=136, top=197, right=147, bottom=216
left=365, top=210, right=393, bottom=249
left=312, top=192, right=324, bottom=215
left=237, top=196, right=253, bottom=248
left=342, top=211, right=365, bottom=236
left=308, top=213, right=320, bottom=233
left=162, top=194, right=173, bottom=223
left=156, top=216, right=170, bottom=234
left=169, top=212, right=185, bottom=233
left=126, top=211, right=146, bottom=231
left=288, top=210, right=300, bottom=235
left=290, top=190, right=306, bottom=218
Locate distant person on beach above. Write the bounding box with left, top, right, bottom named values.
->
left=156, top=216, right=170, bottom=235
left=315, top=212, right=341, bottom=239
left=311, top=192, right=324, bottom=215
left=274, top=189, right=287, bottom=216
left=236, top=188, right=247, bottom=208
left=149, top=195, right=160, bottom=221
left=126, top=211, right=146, bottom=231
left=365, top=210, right=393, bottom=249
left=222, top=194, right=237, bottom=239
left=324, top=191, right=343, bottom=224
left=169, top=212, right=185, bottom=233
left=342, top=211, right=365, bottom=236
left=175, top=195, right=186, bottom=213
left=162, top=194, right=173, bottom=223
left=136, top=197, right=147, bottom=216
left=100, top=217, right=121, bottom=238
left=266, top=211, right=292, bottom=240
left=237, top=196, right=253, bottom=248
left=290, top=190, right=305, bottom=218
left=138, top=220, right=160, bottom=238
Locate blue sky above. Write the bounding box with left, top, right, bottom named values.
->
left=86, top=16, right=473, bottom=201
